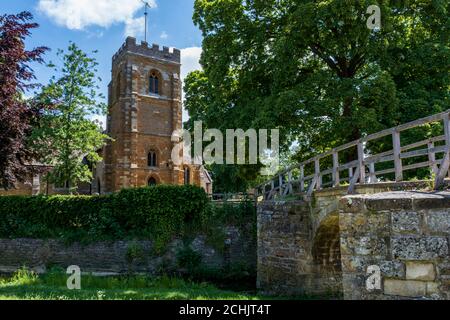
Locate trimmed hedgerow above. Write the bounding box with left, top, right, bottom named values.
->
left=0, top=185, right=209, bottom=250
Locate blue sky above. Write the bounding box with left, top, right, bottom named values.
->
left=1, top=0, right=204, bottom=124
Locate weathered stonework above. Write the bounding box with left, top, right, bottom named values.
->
left=340, top=191, right=450, bottom=300
left=103, top=37, right=211, bottom=193
left=0, top=226, right=255, bottom=276
left=257, top=200, right=342, bottom=296
left=257, top=187, right=450, bottom=299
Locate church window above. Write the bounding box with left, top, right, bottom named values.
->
left=149, top=71, right=159, bottom=94
left=184, top=167, right=191, bottom=185
left=148, top=151, right=158, bottom=167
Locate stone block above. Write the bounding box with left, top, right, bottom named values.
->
left=341, top=236, right=387, bottom=256
left=339, top=212, right=390, bottom=236
left=339, top=196, right=366, bottom=213
left=406, top=262, right=436, bottom=281
left=392, top=211, right=421, bottom=234
left=380, top=261, right=405, bottom=278
left=425, top=211, right=450, bottom=234
left=437, top=263, right=450, bottom=276
left=384, top=279, right=426, bottom=297
left=392, top=236, right=449, bottom=260
left=366, top=197, right=413, bottom=211
left=340, top=255, right=378, bottom=273
left=426, top=282, right=440, bottom=295
left=414, top=195, right=450, bottom=210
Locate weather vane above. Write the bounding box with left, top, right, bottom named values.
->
left=141, top=0, right=150, bottom=43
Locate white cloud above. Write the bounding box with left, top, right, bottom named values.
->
left=160, top=31, right=168, bottom=39
left=180, top=47, right=202, bottom=121
left=124, top=17, right=146, bottom=38
left=38, top=0, right=156, bottom=31
left=180, top=47, right=202, bottom=81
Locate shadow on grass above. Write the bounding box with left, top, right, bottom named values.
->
left=0, top=284, right=261, bottom=300
left=0, top=271, right=334, bottom=300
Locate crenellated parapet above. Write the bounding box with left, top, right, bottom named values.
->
left=112, top=36, right=181, bottom=64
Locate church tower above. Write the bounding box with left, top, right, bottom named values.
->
left=103, top=37, right=185, bottom=192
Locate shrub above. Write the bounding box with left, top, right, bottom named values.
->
left=176, top=245, right=202, bottom=273
left=0, top=185, right=209, bottom=249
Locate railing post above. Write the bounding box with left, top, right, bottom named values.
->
left=428, top=141, right=438, bottom=175
left=279, top=174, right=283, bottom=196
left=315, top=159, right=321, bottom=190
left=357, top=142, right=366, bottom=184
left=332, top=151, right=340, bottom=188
left=445, top=114, right=450, bottom=179
left=299, top=165, right=305, bottom=193
left=392, top=130, right=403, bottom=182
left=435, top=113, right=450, bottom=189
left=369, top=163, right=377, bottom=183
left=287, top=170, right=293, bottom=195
left=270, top=180, right=275, bottom=199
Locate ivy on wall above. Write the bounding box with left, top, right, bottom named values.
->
left=0, top=185, right=209, bottom=251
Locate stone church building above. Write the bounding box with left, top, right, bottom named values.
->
left=0, top=37, right=212, bottom=196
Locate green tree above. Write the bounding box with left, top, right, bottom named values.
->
left=187, top=0, right=449, bottom=170
left=32, top=43, right=109, bottom=192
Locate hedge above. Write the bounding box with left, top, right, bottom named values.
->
left=0, top=185, right=209, bottom=251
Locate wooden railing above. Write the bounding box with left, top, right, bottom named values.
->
left=257, top=110, right=450, bottom=200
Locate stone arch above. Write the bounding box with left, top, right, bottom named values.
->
left=146, top=173, right=161, bottom=187
left=312, top=212, right=341, bottom=273
left=311, top=212, right=343, bottom=295
left=114, top=69, right=124, bottom=102
left=148, top=177, right=157, bottom=186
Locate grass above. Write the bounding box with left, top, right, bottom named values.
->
left=0, top=268, right=264, bottom=300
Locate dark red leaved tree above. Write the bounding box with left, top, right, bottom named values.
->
left=0, top=11, right=48, bottom=189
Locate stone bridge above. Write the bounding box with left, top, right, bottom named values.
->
left=256, top=111, right=450, bottom=299
left=257, top=184, right=450, bottom=300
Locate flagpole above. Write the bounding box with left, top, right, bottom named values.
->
left=142, top=1, right=149, bottom=43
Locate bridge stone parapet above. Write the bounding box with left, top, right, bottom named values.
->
left=257, top=184, right=450, bottom=299
left=340, top=191, right=450, bottom=300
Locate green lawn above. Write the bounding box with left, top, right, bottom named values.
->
left=0, top=268, right=263, bottom=300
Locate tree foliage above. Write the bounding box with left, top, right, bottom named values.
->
left=0, top=12, right=48, bottom=189
left=186, top=0, right=449, bottom=187
left=32, top=43, right=109, bottom=191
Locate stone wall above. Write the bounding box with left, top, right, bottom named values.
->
left=0, top=226, right=256, bottom=277
left=257, top=186, right=450, bottom=299
left=339, top=191, right=450, bottom=300
left=257, top=201, right=342, bottom=296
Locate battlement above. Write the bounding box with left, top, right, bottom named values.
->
left=112, top=37, right=181, bottom=64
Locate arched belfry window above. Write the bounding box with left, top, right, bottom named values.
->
left=148, top=150, right=157, bottom=167
left=149, top=71, right=159, bottom=94
left=148, top=177, right=157, bottom=186
left=114, top=71, right=123, bottom=102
